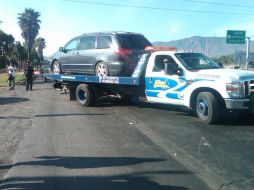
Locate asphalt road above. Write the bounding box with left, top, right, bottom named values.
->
left=0, top=79, right=254, bottom=190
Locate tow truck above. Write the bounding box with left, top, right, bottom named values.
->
left=45, top=46, right=254, bottom=124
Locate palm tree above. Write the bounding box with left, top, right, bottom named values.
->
left=17, top=8, right=41, bottom=61
left=34, top=37, right=46, bottom=61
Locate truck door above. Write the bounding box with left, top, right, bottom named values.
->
left=145, top=54, right=186, bottom=105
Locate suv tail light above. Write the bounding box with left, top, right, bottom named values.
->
left=114, top=48, right=132, bottom=56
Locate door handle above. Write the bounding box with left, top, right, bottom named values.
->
left=72, top=52, right=79, bottom=55
left=149, top=77, right=152, bottom=83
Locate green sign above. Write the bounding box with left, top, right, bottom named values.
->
left=227, top=30, right=246, bottom=44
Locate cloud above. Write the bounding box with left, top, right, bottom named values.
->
left=168, top=24, right=181, bottom=36
left=213, top=21, right=254, bottom=37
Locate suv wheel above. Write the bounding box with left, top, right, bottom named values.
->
left=95, top=62, right=109, bottom=77
left=52, top=61, right=62, bottom=74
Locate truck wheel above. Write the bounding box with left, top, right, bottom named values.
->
left=95, top=62, right=109, bottom=77
left=196, top=92, right=219, bottom=124
left=76, top=84, right=93, bottom=107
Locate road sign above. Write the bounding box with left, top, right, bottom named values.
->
left=226, top=30, right=246, bottom=44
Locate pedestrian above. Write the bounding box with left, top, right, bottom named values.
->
left=7, top=63, right=16, bottom=93
left=24, top=61, right=34, bottom=91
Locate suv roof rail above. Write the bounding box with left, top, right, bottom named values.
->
left=82, top=31, right=143, bottom=35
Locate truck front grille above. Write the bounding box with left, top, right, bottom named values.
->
left=250, top=80, right=254, bottom=94
left=244, top=80, right=254, bottom=96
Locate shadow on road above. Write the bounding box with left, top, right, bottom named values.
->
left=0, top=97, right=29, bottom=105
left=0, top=156, right=166, bottom=170
left=35, top=113, right=108, bottom=117
left=124, top=101, right=254, bottom=126
left=0, top=156, right=190, bottom=189
left=217, top=112, right=254, bottom=126
left=0, top=174, right=188, bottom=190
left=0, top=116, right=30, bottom=119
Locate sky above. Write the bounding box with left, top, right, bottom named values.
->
left=0, top=0, right=254, bottom=56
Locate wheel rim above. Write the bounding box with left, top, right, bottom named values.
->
left=198, top=99, right=208, bottom=117
left=78, top=89, right=87, bottom=103
left=96, top=63, right=108, bottom=77
left=53, top=62, right=60, bottom=74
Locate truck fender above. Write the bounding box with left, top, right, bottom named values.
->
left=187, top=87, right=225, bottom=111
left=182, top=80, right=226, bottom=108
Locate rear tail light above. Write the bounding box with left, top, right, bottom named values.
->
left=114, top=48, right=132, bottom=56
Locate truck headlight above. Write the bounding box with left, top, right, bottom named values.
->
left=226, top=82, right=245, bottom=98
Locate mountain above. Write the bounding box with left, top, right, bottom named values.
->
left=153, top=36, right=254, bottom=57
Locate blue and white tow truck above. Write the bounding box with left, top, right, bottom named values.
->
left=45, top=47, right=254, bottom=124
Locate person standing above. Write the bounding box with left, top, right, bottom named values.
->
left=24, top=61, right=34, bottom=91
left=7, top=63, right=16, bottom=92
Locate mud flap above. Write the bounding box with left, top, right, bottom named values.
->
left=70, top=86, right=77, bottom=101
left=251, top=94, right=254, bottom=114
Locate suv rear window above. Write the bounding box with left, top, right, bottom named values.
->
left=97, top=36, right=112, bottom=49
left=117, top=34, right=152, bottom=49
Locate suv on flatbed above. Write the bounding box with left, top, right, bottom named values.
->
left=50, top=31, right=152, bottom=77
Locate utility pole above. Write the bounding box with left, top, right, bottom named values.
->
left=205, top=39, right=209, bottom=56
left=245, top=37, right=250, bottom=70
left=190, top=40, right=194, bottom=52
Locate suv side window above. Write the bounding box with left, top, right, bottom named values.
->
left=97, top=36, right=112, bottom=49
left=64, top=37, right=79, bottom=51
left=79, top=36, right=96, bottom=50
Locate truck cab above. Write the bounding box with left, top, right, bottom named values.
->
left=144, top=47, right=254, bottom=124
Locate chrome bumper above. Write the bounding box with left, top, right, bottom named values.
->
left=225, top=99, right=250, bottom=110
left=225, top=97, right=254, bottom=113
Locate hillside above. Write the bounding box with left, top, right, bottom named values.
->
left=153, top=36, right=254, bottom=57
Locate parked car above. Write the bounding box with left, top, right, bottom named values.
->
left=40, top=62, right=52, bottom=82
left=50, top=32, right=152, bottom=77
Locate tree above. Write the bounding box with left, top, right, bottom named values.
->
left=17, top=8, right=41, bottom=61
left=30, top=47, right=40, bottom=68
left=0, top=30, right=15, bottom=69
left=9, top=41, right=28, bottom=70
left=212, top=54, right=234, bottom=66
left=34, top=37, right=46, bottom=61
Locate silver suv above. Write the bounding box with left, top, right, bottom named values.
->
left=50, top=32, right=152, bottom=77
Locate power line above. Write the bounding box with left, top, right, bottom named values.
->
left=182, top=0, right=254, bottom=9
left=62, top=0, right=254, bottom=16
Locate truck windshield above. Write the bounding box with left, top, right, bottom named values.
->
left=175, top=53, right=221, bottom=71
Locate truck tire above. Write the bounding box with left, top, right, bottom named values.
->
left=76, top=84, right=93, bottom=107
left=196, top=92, right=220, bottom=124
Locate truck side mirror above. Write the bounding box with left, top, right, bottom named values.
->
left=176, top=67, right=183, bottom=76
left=218, top=62, right=223, bottom=68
